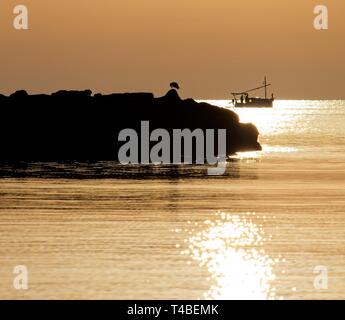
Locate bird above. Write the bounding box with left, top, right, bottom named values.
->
left=170, top=82, right=180, bottom=90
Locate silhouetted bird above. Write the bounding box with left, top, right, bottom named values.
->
left=170, top=82, right=180, bottom=90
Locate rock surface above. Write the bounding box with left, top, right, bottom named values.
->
left=0, top=89, right=261, bottom=161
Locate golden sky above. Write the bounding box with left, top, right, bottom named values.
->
left=1, top=0, right=344, bottom=98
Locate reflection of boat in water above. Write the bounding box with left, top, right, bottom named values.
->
left=231, top=77, right=274, bottom=108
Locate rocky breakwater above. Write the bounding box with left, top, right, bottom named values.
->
left=0, top=89, right=261, bottom=161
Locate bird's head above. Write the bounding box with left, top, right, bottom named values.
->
left=170, top=82, right=180, bottom=90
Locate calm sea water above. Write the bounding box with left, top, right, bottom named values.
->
left=0, top=100, right=344, bottom=299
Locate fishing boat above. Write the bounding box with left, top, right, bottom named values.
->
left=231, top=77, right=274, bottom=108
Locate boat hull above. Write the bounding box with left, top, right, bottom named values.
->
left=234, top=98, right=274, bottom=108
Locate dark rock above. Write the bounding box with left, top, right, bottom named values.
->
left=9, top=90, right=28, bottom=99
left=0, top=89, right=261, bottom=161
left=0, top=93, right=7, bottom=102
left=52, top=89, right=92, bottom=97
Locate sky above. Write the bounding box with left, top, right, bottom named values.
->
left=0, top=0, right=344, bottom=99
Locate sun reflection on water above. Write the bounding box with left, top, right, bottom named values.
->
left=182, top=212, right=278, bottom=300
left=233, top=145, right=298, bottom=160
left=199, top=100, right=307, bottom=137
left=198, top=100, right=304, bottom=158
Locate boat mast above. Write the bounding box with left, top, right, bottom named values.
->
left=264, top=76, right=267, bottom=99
left=231, top=79, right=272, bottom=99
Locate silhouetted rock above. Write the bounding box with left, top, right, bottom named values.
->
left=9, top=90, right=28, bottom=99
left=0, top=89, right=261, bottom=161
left=52, top=89, right=92, bottom=98
left=0, top=94, right=7, bottom=102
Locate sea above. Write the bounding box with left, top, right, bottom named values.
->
left=0, top=100, right=344, bottom=299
